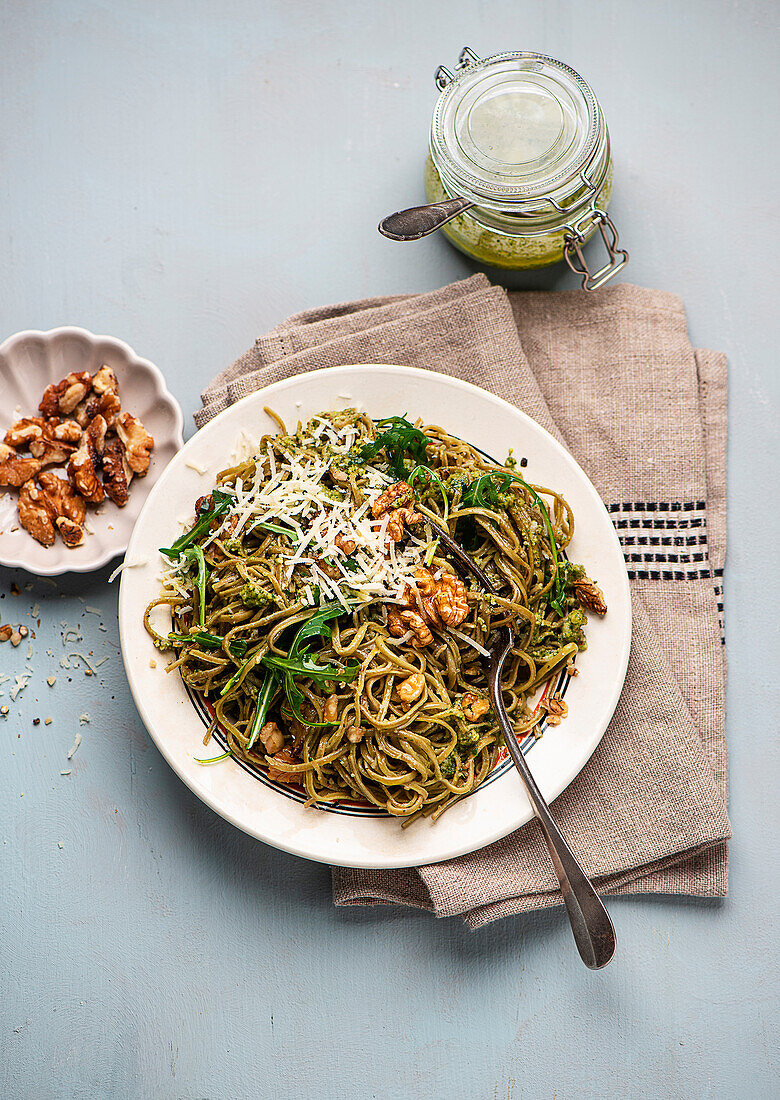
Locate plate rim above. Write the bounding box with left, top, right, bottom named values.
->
left=119, top=364, right=632, bottom=868
left=0, top=324, right=185, bottom=575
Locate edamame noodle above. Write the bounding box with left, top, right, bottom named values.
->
left=145, top=408, right=605, bottom=823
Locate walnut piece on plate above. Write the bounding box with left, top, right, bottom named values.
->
left=38, top=470, right=87, bottom=526
left=39, top=371, right=92, bottom=417
left=91, top=365, right=118, bottom=395
left=115, top=412, right=154, bottom=475
left=18, top=472, right=87, bottom=547
left=101, top=437, right=131, bottom=506
left=0, top=442, right=42, bottom=487
left=86, top=388, right=121, bottom=428
left=17, top=480, right=57, bottom=546
left=4, top=417, right=48, bottom=449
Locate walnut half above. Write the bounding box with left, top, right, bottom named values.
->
left=387, top=607, right=433, bottom=647
left=574, top=579, right=607, bottom=615
left=402, top=567, right=469, bottom=630
left=371, top=480, right=414, bottom=518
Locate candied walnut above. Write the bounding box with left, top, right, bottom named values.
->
left=4, top=417, right=46, bottom=449
left=574, top=579, right=607, bottom=615
left=462, top=692, right=490, bottom=722
left=67, top=424, right=104, bottom=504
left=396, top=672, right=425, bottom=705
left=402, top=568, right=469, bottom=630
left=39, top=371, right=92, bottom=417
left=387, top=607, right=405, bottom=636
left=323, top=694, right=340, bottom=723
left=544, top=696, right=569, bottom=724
left=384, top=506, right=422, bottom=544
left=101, top=438, right=131, bottom=506
left=432, top=573, right=469, bottom=627
left=91, top=365, right=118, bottom=394
left=115, top=412, right=153, bottom=475
left=258, top=720, right=285, bottom=754
left=56, top=517, right=84, bottom=547
left=334, top=532, right=357, bottom=555
left=372, top=480, right=414, bottom=519
left=0, top=443, right=42, bottom=487
left=266, top=748, right=303, bottom=785
left=86, top=388, right=121, bottom=428
left=346, top=725, right=365, bottom=744
left=38, top=471, right=86, bottom=524
left=403, top=567, right=442, bottom=629
left=403, top=613, right=433, bottom=647
left=387, top=607, right=433, bottom=647
left=17, top=480, right=56, bottom=546
left=412, top=567, right=436, bottom=597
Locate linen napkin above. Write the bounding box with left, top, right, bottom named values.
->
left=197, top=274, right=730, bottom=928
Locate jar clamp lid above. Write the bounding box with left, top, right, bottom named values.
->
left=432, top=47, right=628, bottom=289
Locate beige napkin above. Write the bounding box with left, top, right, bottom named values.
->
left=198, top=274, right=730, bottom=928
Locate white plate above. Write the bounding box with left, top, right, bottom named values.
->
left=119, top=365, right=631, bottom=868
left=0, top=326, right=184, bottom=575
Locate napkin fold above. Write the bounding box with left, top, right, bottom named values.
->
left=198, top=275, right=730, bottom=927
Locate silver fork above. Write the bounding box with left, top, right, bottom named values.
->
left=427, top=519, right=617, bottom=969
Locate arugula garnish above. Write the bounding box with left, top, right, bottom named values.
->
left=408, top=465, right=450, bottom=521
left=194, top=750, right=233, bottom=765
left=262, top=652, right=360, bottom=682
left=159, top=489, right=233, bottom=559
left=165, top=631, right=249, bottom=657
left=462, top=472, right=567, bottom=615
left=259, top=601, right=359, bottom=726
left=256, top=521, right=297, bottom=540
left=360, top=416, right=430, bottom=479
left=246, top=669, right=281, bottom=751
left=288, top=600, right=350, bottom=657
left=180, top=545, right=208, bottom=627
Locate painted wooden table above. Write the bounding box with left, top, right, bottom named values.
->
left=1, top=2, right=777, bottom=1097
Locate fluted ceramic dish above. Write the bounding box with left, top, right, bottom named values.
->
left=118, top=365, right=631, bottom=869
left=0, top=326, right=183, bottom=575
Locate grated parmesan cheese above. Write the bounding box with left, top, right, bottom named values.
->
left=108, top=557, right=150, bottom=583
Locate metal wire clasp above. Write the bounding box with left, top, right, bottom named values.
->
left=564, top=210, right=628, bottom=291
left=435, top=46, right=482, bottom=89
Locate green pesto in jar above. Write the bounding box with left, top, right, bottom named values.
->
left=425, top=154, right=614, bottom=270
left=425, top=49, right=622, bottom=278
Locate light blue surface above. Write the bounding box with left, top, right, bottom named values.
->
left=1, top=2, right=778, bottom=1098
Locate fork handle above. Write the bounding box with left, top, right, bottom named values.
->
left=491, top=683, right=616, bottom=970
left=424, top=517, right=616, bottom=968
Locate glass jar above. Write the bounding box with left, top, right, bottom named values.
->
left=425, top=47, right=628, bottom=288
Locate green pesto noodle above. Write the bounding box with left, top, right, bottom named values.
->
left=144, top=408, right=598, bottom=824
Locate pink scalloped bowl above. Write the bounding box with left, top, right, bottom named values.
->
left=0, top=326, right=183, bottom=575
